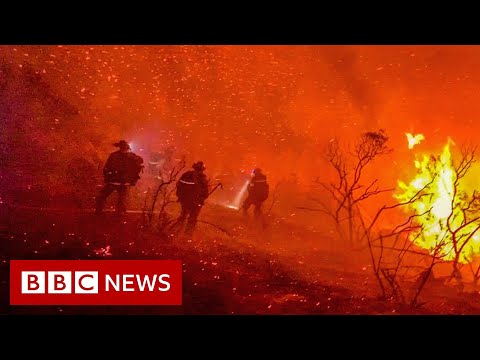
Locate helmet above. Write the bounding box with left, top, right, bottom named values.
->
left=114, top=140, right=131, bottom=150
left=193, top=161, right=206, bottom=171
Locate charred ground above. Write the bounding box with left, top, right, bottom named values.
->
left=2, top=204, right=480, bottom=315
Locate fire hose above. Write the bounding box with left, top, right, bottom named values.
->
left=208, top=182, right=223, bottom=197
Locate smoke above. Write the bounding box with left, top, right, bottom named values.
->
left=318, top=46, right=380, bottom=131
left=4, top=45, right=480, bottom=210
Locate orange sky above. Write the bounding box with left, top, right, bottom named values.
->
left=2, top=45, right=480, bottom=192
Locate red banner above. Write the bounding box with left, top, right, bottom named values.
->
left=10, top=260, right=182, bottom=305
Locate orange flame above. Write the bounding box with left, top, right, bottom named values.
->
left=395, top=139, right=480, bottom=263
left=406, top=133, right=425, bottom=150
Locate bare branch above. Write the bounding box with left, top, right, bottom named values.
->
left=353, top=184, right=395, bottom=205
left=148, top=156, right=186, bottom=225
left=266, top=181, right=283, bottom=216
left=197, top=220, right=232, bottom=237
left=391, top=209, right=431, bottom=235
left=371, top=245, right=432, bottom=257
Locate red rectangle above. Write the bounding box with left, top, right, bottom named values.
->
left=10, top=260, right=182, bottom=305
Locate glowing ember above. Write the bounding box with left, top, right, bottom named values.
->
left=406, top=133, right=425, bottom=150
left=395, top=139, right=480, bottom=263
left=94, top=245, right=112, bottom=256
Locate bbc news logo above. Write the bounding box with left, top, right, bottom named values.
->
left=21, top=272, right=171, bottom=294
left=10, top=260, right=182, bottom=305
left=22, top=271, right=99, bottom=294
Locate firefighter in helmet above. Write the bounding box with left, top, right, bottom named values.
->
left=95, top=140, right=144, bottom=215
left=175, top=161, right=209, bottom=235
left=242, top=168, right=269, bottom=218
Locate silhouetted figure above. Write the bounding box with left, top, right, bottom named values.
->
left=95, top=140, right=144, bottom=215
left=175, top=161, right=209, bottom=235
left=242, top=168, right=269, bottom=218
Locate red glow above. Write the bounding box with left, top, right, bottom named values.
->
left=3, top=45, right=480, bottom=314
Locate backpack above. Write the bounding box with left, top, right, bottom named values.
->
left=250, top=174, right=269, bottom=202
left=257, top=181, right=269, bottom=202
left=176, top=171, right=195, bottom=201
left=126, top=153, right=144, bottom=185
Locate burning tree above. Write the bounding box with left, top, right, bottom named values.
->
left=395, top=140, right=480, bottom=282
left=361, top=136, right=480, bottom=305
left=306, top=129, right=480, bottom=305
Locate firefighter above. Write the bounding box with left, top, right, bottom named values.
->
left=242, top=168, right=269, bottom=218
left=175, top=161, right=209, bottom=235
left=95, top=140, right=144, bottom=215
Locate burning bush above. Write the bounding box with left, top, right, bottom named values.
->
left=396, top=138, right=480, bottom=274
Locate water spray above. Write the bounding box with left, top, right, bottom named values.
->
left=225, top=179, right=250, bottom=210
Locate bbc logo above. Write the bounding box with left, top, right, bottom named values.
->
left=21, top=271, right=99, bottom=294
left=11, top=260, right=182, bottom=305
